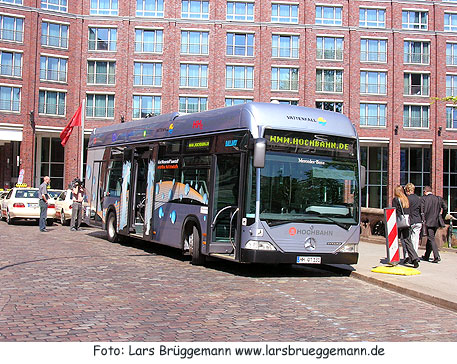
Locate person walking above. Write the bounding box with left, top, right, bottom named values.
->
left=392, top=185, right=420, bottom=268
left=421, top=186, right=447, bottom=263
left=70, top=179, right=85, bottom=231
left=405, top=183, right=422, bottom=257
left=38, top=176, right=50, bottom=232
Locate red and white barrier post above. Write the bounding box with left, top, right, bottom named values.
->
left=384, top=208, right=400, bottom=265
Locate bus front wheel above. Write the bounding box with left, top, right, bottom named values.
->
left=106, top=211, right=119, bottom=243
left=189, top=225, right=205, bottom=265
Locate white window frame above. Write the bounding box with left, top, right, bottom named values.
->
left=404, top=40, right=430, bottom=65
left=272, top=34, right=299, bottom=59
left=360, top=38, right=387, bottom=63
left=133, top=61, right=162, bottom=87
left=271, top=3, right=299, bottom=24
left=316, top=100, right=343, bottom=113
left=178, top=95, right=208, bottom=113
left=40, top=54, right=68, bottom=83
left=87, top=59, right=116, bottom=85
left=402, top=10, right=428, bottom=30
left=226, top=1, right=254, bottom=22
left=225, top=97, right=253, bottom=107
left=403, top=104, right=430, bottom=128
left=404, top=72, right=429, bottom=96
left=225, top=64, right=254, bottom=90
left=0, top=48, right=22, bottom=78
left=42, top=21, right=69, bottom=49
left=446, top=42, right=457, bottom=65
left=86, top=93, right=115, bottom=119
left=0, top=83, right=21, bottom=113
left=445, top=12, right=457, bottom=32
left=132, top=94, right=161, bottom=119
left=359, top=8, right=386, bottom=28
left=181, top=30, right=209, bottom=55
left=316, top=68, right=343, bottom=93
left=271, top=66, right=299, bottom=91
left=226, top=32, right=254, bottom=57
left=41, top=0, right=67, bottom=13
left=180, top=63, right=208, bottom=88
left=38, top=88, right=66, bottom=116
left=315, top=5, right=342, bottom=26
left=136, top=0, right=164, bottom=18
left=360, top=70, right=387, bottom=95
left=181, top=0, right=209, bottom=20
left=89, top=27, right=117, bottom=52
left=316, top=36, right=343, bottom=61
left=135, top=28, right=163, bottom=54
left=0, top=14, right=24, bottom=43
left=359, top=102, right=387, bottom=127
left=90, top=0, right=118, bottom=16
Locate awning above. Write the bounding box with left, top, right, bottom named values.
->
left=0, top=126, right=23, bottom=143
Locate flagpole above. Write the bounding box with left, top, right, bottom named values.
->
left=80, top=98, right=85, bottom=180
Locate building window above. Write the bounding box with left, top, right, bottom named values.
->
left=87, top=60, right=116, bottom=85
left=271, top=67, right=298, bottom=91
left=42, top=22, right=68, bottom=49
left=274, top=99, right=298, bottom=105
left=316, top=69, right=343, bottom=93
left=179, top=96, right=207, bottom=113
left=403, top=105, right=429, bottom=128
left=227, top=1, right=254, bottom=21
left=402, top=10, right=427, bottom=30
left=316, top=101, right=342, bottom=113
left=225, top=97, right=252, bottom=107
left=133, top=95, right=161, bottom=118
left=361, top=38, right=386, bottom=63
left=444, top=13, right=457, bottom=32
left=227, top=33, right=254, bottom=57
left=400, top=147, right=431, bottom=194
left=135, top=29, right=163, bottom=53
left=316, top=36, right=343, bottom=60
left=180, top=63, right=208, bottom=88
left=226, top=65, right=253, bottom=89
left=136, top=0, right=164, bottom=17
left=0, top=85, right=20, bottom=112
left=39, top=137, right=64, bottom=190
left=404, top=73, right=429, bottom=96
left=90, top=0, right=118, bottom=16
left=40, top=56, right=67, bottom=82
left=86, top=94, right=115, bottom=118
left=360, top=71, right=386, bottom=95
left=446, top=43, right=457, bottom=65
left=446, top=74, right=457, bottom=97
left=134, top=62, right=162, bottom=86
left=0, top=50, right=22, bottom=77
left=271, top=3, right=298, bottom=24
left=182, top=0, right=209, bottom=19
left=181, top=30, right=208, bottom=55
left=41, top=0, right=67, bottom=12
left=89, top=28, right=117, bottom=51
left=359, top=8, right=385, bottom=28
left=272, top=34, right=299, bottom=59
left=38, top=90, right=66, bottom=116
left=361, top=146, right=388, bottom=208
left=444, top=149, right=457, bottom=213
left=0, top=15, right=24, bottom=43
left=404, top=41, right=429, bottom=64
left=315, top=6, right=342, bottom=26
left=0, top=0, right=22, bottom=4
left=360, top=103, right=386, bottom=126
left=446, top=106, right=457, bottom=129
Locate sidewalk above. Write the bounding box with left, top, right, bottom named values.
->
left=335, top=240, right=457, bottom=312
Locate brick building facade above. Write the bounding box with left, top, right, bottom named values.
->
left=0, top=0, right=456, bottom=212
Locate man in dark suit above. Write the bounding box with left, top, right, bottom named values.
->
left=421, top=186, right=447, bottom=263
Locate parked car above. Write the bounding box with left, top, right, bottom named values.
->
left=47, top=189, right=63, bottom=220
left=0, top=191, right=9, bottom=220
left=1, top=187, right=56, bottom=225
left=54, top=189, right=73, bottom=225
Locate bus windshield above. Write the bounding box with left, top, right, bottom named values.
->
left=249, top=151, right=359, bottom=227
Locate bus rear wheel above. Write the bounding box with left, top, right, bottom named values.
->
left=188, top=225, right=205, bottom=265
left=106, top=211, right=119, bottom=243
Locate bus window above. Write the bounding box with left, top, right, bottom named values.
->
left=182, top=156, right=210, bottom=205
left=106, top=160, right=123, bottom=197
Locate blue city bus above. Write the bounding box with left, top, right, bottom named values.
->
left=84, top=102, right=364, bottom=265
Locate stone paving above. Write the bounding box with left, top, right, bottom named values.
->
left=1, top=221, right=457, bottom=342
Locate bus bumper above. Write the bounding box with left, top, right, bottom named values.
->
left=240, top=249, right=359, bottom=265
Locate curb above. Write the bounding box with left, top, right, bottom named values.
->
left=349, top=271, right=457, bottom=314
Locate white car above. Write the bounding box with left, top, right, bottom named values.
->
left=1, top=187, right=56, bottom=225
left=54, top=189, right=73, bottom=225
left=0, top=191, right=9, bottom=220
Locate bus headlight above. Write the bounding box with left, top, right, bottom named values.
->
left=245, top=240, right=277, bottom=251
left=339, top=243, right=358, bottom=253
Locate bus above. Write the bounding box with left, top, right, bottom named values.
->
left=84, top=102, right=364, bottom=265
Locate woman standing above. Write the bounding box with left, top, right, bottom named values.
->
left=392, top=185, right=420, bottom=268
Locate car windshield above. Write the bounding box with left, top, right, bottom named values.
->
left=15, top=190, right=39, bottom=199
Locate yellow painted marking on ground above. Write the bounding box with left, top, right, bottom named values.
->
left=371, top=265, right=421, bottom=276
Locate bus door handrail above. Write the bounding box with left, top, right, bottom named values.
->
left=229, top=208, right=239, bottom=250
left=211, top=205, right=237, bottom=230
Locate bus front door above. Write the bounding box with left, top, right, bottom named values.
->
left=208, top=153, right=244, bottom=259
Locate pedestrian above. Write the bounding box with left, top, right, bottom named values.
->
left=38, top=176, right=50, bottom=232
left=405, top=183, right=422, bottom=257
left=70, top=178, right=85, bottom=231
left=392, top=185, right=420, bottom=268
left=421, top=186, right=447, bottom=263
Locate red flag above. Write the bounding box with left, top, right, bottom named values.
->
left=60, top=104, right=82, bottom=147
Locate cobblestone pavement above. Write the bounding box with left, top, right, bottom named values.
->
left=1, top=221, right=457, bottom=342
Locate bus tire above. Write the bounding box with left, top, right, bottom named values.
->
left=106, top=211, right=119, bottom=243
left=189, top=225, right=205, bottom=265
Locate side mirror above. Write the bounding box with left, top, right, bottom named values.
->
left=253, top=138, right=266, bottom=168
left=360, top=165, right=366, bottom=189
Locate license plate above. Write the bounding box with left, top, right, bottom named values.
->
left=28, top=203, right=38, bottom=208
left=296, top=256, right=321, bottom=264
